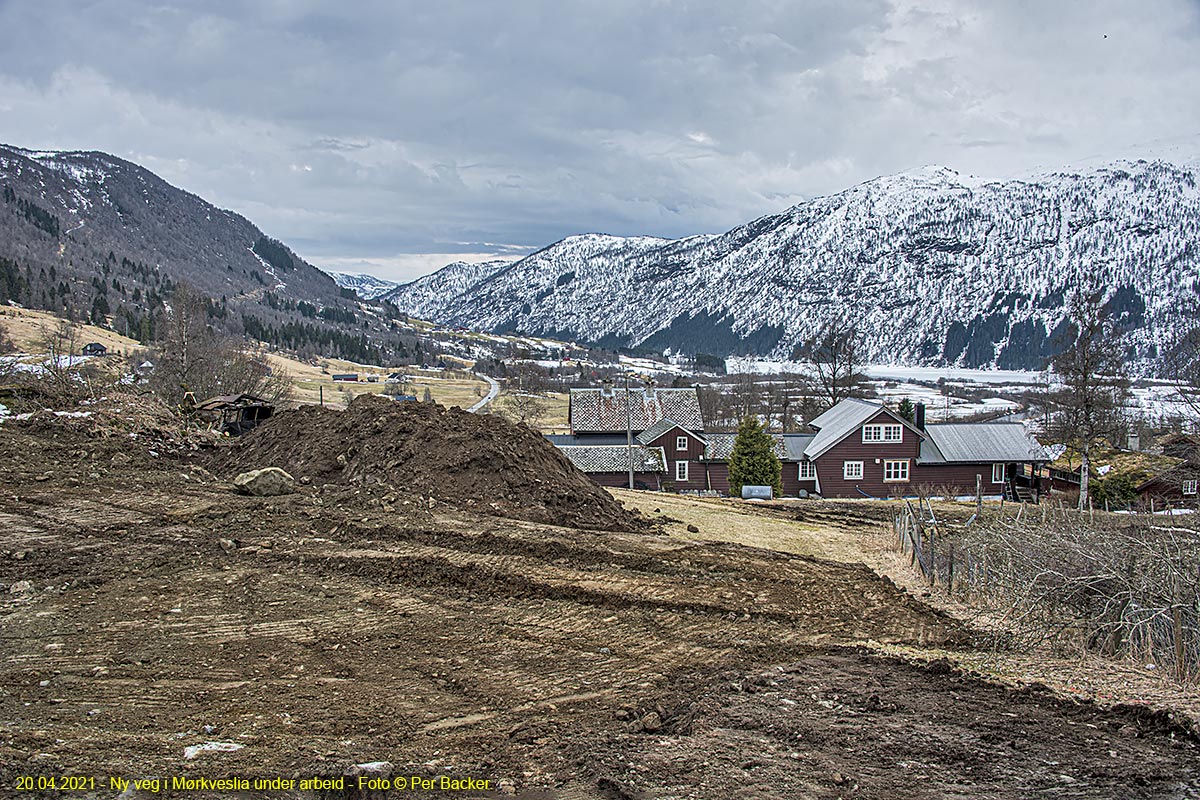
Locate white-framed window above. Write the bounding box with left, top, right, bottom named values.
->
left=1183, top=480, right=1198, bottom=496
left=676, top=435, right=689, bottom=451
left=883, top=459, right=910, bottom=482
left=862, top=423, right=903, bottom=443
left=798, top=460, right=817, bottom=480
left=992, top=463, right=1006, bottom=484
left=676, top=460, right=689, bottom=482
left=843, top=460, right=864, bottom=480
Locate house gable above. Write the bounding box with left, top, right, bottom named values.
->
left=810, top=408, right=923, bottom=498
left=636, top=418, right=706, bottom=448
left=640, top=424, right=706, bottom=458
left=804, top=400, right=924, bottom=461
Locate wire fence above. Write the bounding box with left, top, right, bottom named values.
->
left=894, top=498, right=1200, bottom=683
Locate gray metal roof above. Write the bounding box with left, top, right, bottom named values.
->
left=556, top=444, right=667, bottom=473
left=635, top=417, right=705, bottom=446
left=783, top=433, right=815, bottom=461
left=545, top=434, right=630, bottom=446
left=919, top=423, right=1050, bottom=464
left=569, top=387, right=704, bottom=433
left=803, top=398, right=919, bottom=460
left=703, top=433, right=788, bottom=461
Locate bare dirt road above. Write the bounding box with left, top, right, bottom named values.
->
left=1, top=400, right=1197, bottom=799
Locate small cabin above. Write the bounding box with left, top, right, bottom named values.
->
left=81, top=342, right=107, bottom=357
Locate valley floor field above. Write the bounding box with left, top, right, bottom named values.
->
left=1, top=412, right=1198, bottom=798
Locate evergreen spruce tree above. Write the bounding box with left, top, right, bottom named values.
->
left=896, top=398, right=916, bottom=422
left=728, top=415, right=782, bottom=498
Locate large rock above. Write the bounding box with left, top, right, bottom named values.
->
left=232, top=467, right=295, bottom=497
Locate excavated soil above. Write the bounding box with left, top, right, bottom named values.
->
left=211, top=395, right=641, bottom=532
left=0, top=410, right=1197, bottom=799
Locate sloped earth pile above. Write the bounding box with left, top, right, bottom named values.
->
left=212, top=394, right=642, bottom=531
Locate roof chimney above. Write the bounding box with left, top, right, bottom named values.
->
left=915, top=402, right=926, bottom=431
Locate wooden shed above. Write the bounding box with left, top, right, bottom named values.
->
left=195, top=393, right=275, bottom=436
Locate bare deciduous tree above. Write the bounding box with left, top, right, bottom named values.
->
left=1165, top=321, right=1200, bottom=422
left=504, top=392, right=548, bottom=427
left=731, top=369, right=763, bottom=421
left=0, top=320, right=15, bottom=355
left=1045, top=291, right=1131, bottom=510
left=0, top=321, right=17, bottom=384
left=150, top=283, right=291, bottom=406
left=804, top=322, right=868, bottom=410
left=38, top=319, right=85, bottom=398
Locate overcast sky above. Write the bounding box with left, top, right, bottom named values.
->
left=1, top=0, right=1198, bottom=282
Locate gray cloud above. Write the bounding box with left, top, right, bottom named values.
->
left=1, top=0, right=1197, bottom=281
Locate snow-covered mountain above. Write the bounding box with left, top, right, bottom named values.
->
left=326, top=271, right=401, bottom=300
left=386, top=159, right=1200, bottom=372
left=380, top=258, right=517, bottom=309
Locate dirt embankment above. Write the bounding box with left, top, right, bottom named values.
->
left=211, top=395, right=642, bottom=532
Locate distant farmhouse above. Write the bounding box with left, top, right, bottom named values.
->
left=1134, top=435, right=1200, bottom=509
left=549, top=388, right=1050, bottom=500
left=81, top=342, right=107, bottom=357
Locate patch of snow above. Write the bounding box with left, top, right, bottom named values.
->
left=249, top=247, right=287, bottom=290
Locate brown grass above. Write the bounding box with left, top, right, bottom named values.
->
left=0, top=307, right=144, bottom=355
left=608, top=489, right=869, bottom=562
left=264, top=351, right=488, bottom=410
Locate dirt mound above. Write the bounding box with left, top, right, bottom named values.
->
left=213, top=394, right=642, bottom=531
left=3, top=390, right=218, bottom=457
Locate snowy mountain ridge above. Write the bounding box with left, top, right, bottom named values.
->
left=386, top=157, right=1200, bottom=373
left=326, top=271, right=401, bottom=300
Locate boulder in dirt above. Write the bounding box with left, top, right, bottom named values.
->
left=232, top=467, right=295, bottom=497
left=8, top=580, right=33, bottom=595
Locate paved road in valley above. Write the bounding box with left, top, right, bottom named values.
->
left=468, top=373, right=501, bottom=413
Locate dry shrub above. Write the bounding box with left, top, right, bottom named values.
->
left=957, top=511, right=1200, bottom=680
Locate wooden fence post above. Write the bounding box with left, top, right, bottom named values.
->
left=928, top=522, right=937, bottom=587
left=948, top=542, right=955, bottom=594
left=1174, top=578, right=1186, bottom=681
